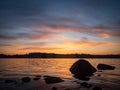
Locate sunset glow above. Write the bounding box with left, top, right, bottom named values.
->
left=0, top=0, right=120, bottom=55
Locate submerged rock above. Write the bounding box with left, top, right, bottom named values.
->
left=21, top=77, right=31, bottom=83
left=97, top=64, right=115, bottom=70
left=70, top=59, right=97, bottom=80
left=44, top=76, right=64, bottom=84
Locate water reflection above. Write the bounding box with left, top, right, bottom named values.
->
left=0, top=58, right=120, bottom=83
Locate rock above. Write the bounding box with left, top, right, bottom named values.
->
left=74, top=74, right=90, bottom=81
left=70, top=59, right=97, bottom=80
left=80, top=82, right=92, bottom=88
left=21, top=77, right=31, bottom=83
left=5, top=80, right=17, bottom=84
left=33, top=77, right=40, bottom=80
left=52, top=87, right=57, bottom=90
left=44, top=76, right=64, bottom=84
left=93, top=86, right=102, bottom=90
left=97, top=64, right=115, bottom=70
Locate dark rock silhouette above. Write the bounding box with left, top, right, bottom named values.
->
left=80, top=82, right=92, bottom=88
left=97, top=64, right=115, bottom=70
left=70, top=59, right=97, bottom=80
left=93, top=86, right=102, bottom=90
left=21, top=77, right=31, bottom=83
left=44, top=76, right=64, bottom=84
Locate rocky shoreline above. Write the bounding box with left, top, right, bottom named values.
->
left=0, top=59, right=118, bottom=90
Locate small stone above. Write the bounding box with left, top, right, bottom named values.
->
left=80, top=82, right=92, bottom=88
left=97, top=64, right=115, bottom=70
left=52, top=87, right=57, bottom=90
left=81, top=82, right=88, bottom=87
left=21, top=77, right=31, bottom=83
left=93, top=87, right=102, bottom=90
left=44, top=76, right=64, bottom=84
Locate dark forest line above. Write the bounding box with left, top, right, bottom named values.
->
left=0, top=53, right=120, bottom=58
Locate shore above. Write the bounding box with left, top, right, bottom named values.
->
left=0, top=74, right=120, bottom=90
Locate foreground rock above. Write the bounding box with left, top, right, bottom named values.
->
left=70, top=59, right=97, bottom=80
left=97, top=64, right=115, bottom=70
left=44, top=76, right=64, bottom=84
left=21, top=77, right=31, bottom=83
left=52, top=87, right=58, bottom=90
left=80, top=82, right=92, bottom=88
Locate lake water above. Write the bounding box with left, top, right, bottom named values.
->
left=0, top=58, right=120, bottom=90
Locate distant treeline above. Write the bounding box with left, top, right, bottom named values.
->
left=0, top=53, right=120, bottom=58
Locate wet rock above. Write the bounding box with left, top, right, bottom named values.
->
left=80, top=82, right=92, bottom=88
left=97, top=64, right=115, bottom=70
left=44, top=76, right=64, bottom=84
left=33, top=77, right=40, bottom=80
left=5, top=80, right=17, bottom=84
left=93, top=86, right=102, bottom=90
left=74, top=74, right=90, bottom=81
left=21, top=77, right=31, bottom=83
left=70, top=59, right=97, bottom=80
left=52, top=87, right=57, bottom=90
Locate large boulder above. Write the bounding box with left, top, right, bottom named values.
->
left=97, top=64, right=115, bottom=70
left=70, top=59, right=97, bottom=80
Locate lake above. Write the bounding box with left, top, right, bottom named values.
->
left=0, top=58, right=120, bottom=90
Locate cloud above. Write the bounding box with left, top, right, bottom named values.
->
left=35, top=24, right=120, bottom=38
left=0, top=35, right=17, bottom=40
left=0, top=0, right=120, bottom=54
left=19, top=47, right=62, bottom=50
left=0, top=44, right=11, bottom=46
left=52, top=41, right=114, bottom=47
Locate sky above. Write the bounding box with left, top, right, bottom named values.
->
left=0, top=0, right=120, bottom=55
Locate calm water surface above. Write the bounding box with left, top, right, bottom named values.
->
left=0, top=58, right=120, bottom=89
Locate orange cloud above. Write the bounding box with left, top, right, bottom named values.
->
left=19, top=47, right=62, bottom=50
left=34, top=24, right=120, bottom=39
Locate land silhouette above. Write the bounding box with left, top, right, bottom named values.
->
left=0, top=52, right=120, bottom=58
